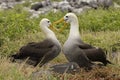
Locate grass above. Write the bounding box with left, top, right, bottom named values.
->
left=78, top=8, right=120, bottom=31
left=0, top=3, right=120, bottom=80
left=0, top=30, right=120, bottom=79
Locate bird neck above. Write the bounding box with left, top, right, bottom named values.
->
left=68, top=19, right=80, bottom=39
left=42, top=27, right=61, bottom=47
left=43, top=27, right=57, bottom=40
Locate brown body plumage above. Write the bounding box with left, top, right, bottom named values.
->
left=78, top=40, right=112, bottom=66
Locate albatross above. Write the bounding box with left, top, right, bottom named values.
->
left=55, top=13, right=111, bottom=66
left=11, top=18, right=61, bottom=67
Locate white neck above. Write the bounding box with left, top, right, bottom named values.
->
left=41, top=26, right=61, bottom=46
left=68, top=18, right=80, bottom=40
left=41, top=27, right=56, bottom=40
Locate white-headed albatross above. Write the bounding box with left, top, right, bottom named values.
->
left=11, top=18, right=61, bottom=67
left=55, top=13, right=111, bottom=66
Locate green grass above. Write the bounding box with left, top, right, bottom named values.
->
left=78, top=8, right=120, bottom=31
left=0, top=8, right=120, bottom=46
left=0, top=4, right=120, bottom=80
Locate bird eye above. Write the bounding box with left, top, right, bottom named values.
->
left=47, top=21, right=50, bottom=23
left=66, top=16, right=68, bottom=18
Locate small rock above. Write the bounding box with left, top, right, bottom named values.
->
left=97, top=0, right=113, bottom=9
left=31, top=0, right=51, bottom=11
left=50, top=62, right=80, bottom=74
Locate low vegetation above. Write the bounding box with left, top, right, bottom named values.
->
left=0, top=3, right=120, bottom=80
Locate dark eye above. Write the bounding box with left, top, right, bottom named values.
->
left=47, top=21, right=50, bottom=23
left=66, top=16, right=68, bottom=18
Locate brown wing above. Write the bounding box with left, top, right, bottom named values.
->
left=26, top=39, right=54, bottom=48
left=18, top=39, right=55, bottom=58
left=83, top=48, right=106, bottom=61
left=77, top=39, right=95, bottom=49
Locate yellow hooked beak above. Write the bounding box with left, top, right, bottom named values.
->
left=53, top=18, right=64, bottom=24
left=52, top=18, right=68, bottom=32
left=49, top=24, right=58, bottom=32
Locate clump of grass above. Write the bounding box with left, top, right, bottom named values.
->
left=0, top=57, right=26, bottom=80
left=0, top=7, right=39, bottom=42
left=78, top=8, right=120, bottom=31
